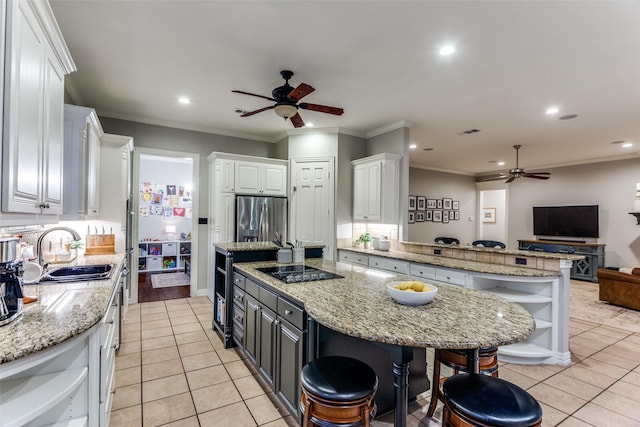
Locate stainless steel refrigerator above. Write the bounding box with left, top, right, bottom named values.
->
left=235, top=196, right=287, bottom=243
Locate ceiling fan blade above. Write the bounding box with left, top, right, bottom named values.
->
left=505, top=175, right=516, bottom=183
left=287, top=83, right=315, bottom=101
left=232, top=90, right=276, bottom=101
left=477, top=175, right=507, bottom=182
left=240, top=106, right=275, bottom=117
left=524, top=173, right=551, bottom=180
left=299, top=103, right=344, bottom=116
left=289, top=113, right=305, bottom=128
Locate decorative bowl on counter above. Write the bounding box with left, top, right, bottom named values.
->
left=386, top=281, right=438, bottom=306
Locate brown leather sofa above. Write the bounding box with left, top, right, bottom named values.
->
left=597, top=268, right=640, bottom=311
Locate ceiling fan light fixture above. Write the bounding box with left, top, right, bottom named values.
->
left=274, top=104, right=298, bottom=118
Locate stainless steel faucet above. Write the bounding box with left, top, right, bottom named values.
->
left=36, top=227, right=82, bottom=266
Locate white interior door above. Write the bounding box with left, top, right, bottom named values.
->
left=291, top=158, right=335, bottom=260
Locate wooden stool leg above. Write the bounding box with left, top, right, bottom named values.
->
left=362, top=404, right=370, bottom=427
left=427, top=351, right=442, bottom=417
left=302, top=395, right=312, bottom=427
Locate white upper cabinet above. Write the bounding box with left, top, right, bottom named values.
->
left=216, top=158, right=235, bottom=193
left=235, top=161, right=287, bottom=196
left=352, top=153, right=401, bottom=223
left=61, top=104, right=103, bottom=219
left=1, top=0, right=75, bottom=221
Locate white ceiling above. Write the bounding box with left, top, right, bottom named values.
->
left=49, top=0, right=640, bottom=176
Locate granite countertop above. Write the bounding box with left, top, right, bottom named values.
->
left=0, top=253, right=126, bottom=364
left=233, top=258, right=536, bottom=350
left=400, top=240, right=585, bottom=261
left=340, top=247, right=564, bottom=277
left=215, top=242, right=325, bottom=252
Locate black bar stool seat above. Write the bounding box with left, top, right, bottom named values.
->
left=427, top=347, right=499, bottom=417
left=300, top=356, right=378, bottom=427
left=442, top=374, right=543, bottom=427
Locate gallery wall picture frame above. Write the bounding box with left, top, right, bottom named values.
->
left=436, top=199, right=443, bottom=209
left=426, top=210, right=433, bottom=221
left=416, top=211, right=426, bottom=222
left=409, top=196, right=417, bottom=210
left=443, top=211, right=449, bottom=223
left=443, top=198, right=452, bottom=210
left=482, top=207, right=497, bottom=223
left=427, top=199, right=437, bottom=209
left=433, top=210, right=443, bottom=222
left=408, top=211, right=415, bottom=223
left=453, top=210, right=460, bottom=220
left=452, top=200, right=460, bottom=210
left=417, top=196, right=426, bottom=210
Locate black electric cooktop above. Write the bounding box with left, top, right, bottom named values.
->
left=257, top=265, right=344, bottom=283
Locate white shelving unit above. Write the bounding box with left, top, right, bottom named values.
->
left=138, top=240, right=191, bottom=272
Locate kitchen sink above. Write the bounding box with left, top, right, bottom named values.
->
left=41, top=264, right=116, bottom=283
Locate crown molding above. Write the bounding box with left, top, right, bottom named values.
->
left=286, top=127, right=365, bottom=138
left=366, top=120, right=414, bottom=138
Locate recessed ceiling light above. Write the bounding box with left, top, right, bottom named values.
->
left=409, top=144, right=417, bottom=149
left=178, top=97, right=191, bottom=105
left=304, top=122, right=314, bottom=127
left=439, top=45, right=455, bottom=56
left=545, top=107, right=559, bottom=115
left=622, top=142, right=633, bottom=148
left=497, top=161, right=505, bottom=166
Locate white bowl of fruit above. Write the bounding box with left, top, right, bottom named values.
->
left=386, top=280, right=438, bottom=306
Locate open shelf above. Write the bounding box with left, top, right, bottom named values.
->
left=482, top=287, right=552, bottom=303
left=499, top=342, right=554, bottom=358
left=0, top=367, right=88, bottom=427
left=43, top=417, right=89, bottom=427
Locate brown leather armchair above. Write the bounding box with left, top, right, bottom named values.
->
left=597, top=268, right=640, bottom=311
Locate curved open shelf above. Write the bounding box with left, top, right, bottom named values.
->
left=0, top=367, right=88, bottom=427
left=482, top=287, right=552, bottom=303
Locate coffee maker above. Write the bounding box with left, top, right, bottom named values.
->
left=0, top=237, right=24, bottom=327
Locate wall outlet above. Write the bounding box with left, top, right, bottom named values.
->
left=434, top=249, right=442, bottom=255
left=515, top=257, right=527, bottom=265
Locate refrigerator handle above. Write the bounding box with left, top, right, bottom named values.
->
left=259, top=200, right=268, bottom=241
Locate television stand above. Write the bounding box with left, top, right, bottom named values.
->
left=518, top=239, right=605, bottom=283
left=540, top=238, right=586, bottom=244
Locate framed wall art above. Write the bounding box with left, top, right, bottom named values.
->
left=482, top=207, right=496, bottom=223
left=433, top=210, right=443, bottom=222
left=417, top=196, right=426, bottom=210
left=426, top=210, right=433, bottom=221
left=443, top=198, right=452, bottom=210
left=408, top=211, right=415, bottom=223
left=436, top=199, right=443, bottom=209
left=452, top=200, right=460, bottom=210
left=427, top=199, right=437, bottom=209
left=416, top=211, right=425, bottom=222
left=454, top=211, right=460, bottom=220
left=409, top=195, right=417, bottom=210
left=443, top=211, right=449, bottom=223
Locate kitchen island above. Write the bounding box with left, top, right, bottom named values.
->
left=0, top=253, right=126, bottom=427
left=340, top=243, right=579, bottom=366
left=233, top=258, right=535, bottom=427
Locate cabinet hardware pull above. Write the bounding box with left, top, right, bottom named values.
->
left=107, top=320, right=114, bottom=324
left=285, top=310, right=292, bottom=315
left=112, top=344, right=118, bottom=349
left=112, top=389, right=116, bottom=394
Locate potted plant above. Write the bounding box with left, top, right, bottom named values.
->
left=357, top=232, right=373, bottom=249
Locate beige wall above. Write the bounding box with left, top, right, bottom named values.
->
left=409, top=157, right=640, bottom=267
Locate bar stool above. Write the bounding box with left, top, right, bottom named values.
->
left=300, top=356, right=378, bottom=427
left=442, top=374, right=543, bottom=427
left=427, top=347, right=499, bottom=417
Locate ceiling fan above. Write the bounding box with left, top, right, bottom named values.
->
left=483, top=145, right=551, bottom=183
left=232, top=70, right=344, bottom=128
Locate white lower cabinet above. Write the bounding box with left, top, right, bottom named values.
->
left=469, top=272, right=568, bottom=365
left=338, top=250, right=369, bottom=267
left=368, top=255, right=409, bottom=275
left=0, top=282, right=122, bottom=427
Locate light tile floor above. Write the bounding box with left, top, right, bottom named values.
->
left=111, top=296, right=640, bottom=427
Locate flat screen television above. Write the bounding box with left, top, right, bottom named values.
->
left=533, top=205, right=599, bottom=238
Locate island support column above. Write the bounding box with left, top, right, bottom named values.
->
left=377, top=344, right=414, bottom=427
